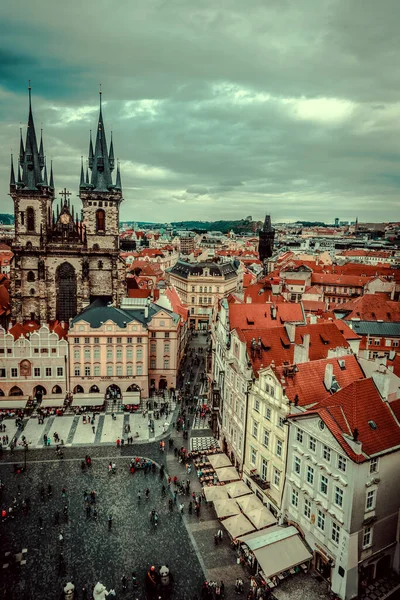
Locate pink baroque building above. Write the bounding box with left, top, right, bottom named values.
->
left=67, top=297, right=181, bottom=403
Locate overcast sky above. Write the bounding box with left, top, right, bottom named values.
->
left=1, top=0, right=400, bottom=224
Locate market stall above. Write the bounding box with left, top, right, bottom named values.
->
left=208, top=453, right=232, bottom=469
left=237, top=525, right=312, bottom=588
left=223, top=513, right=255, bottom=538
left=41, top=396, right=65, bottom=408
left=0, top=397, right=29, bottom=411
left=203, top=486, right=229, bottom=503
left=122, top=391, right=141, bottom=412
left=72, top=394, right=105, bottom=410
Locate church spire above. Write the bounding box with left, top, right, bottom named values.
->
left=10, top=155, right=16, bottom=188
left=89, top=88, right=113, bottom=191
left=21, top=82, right=44, bottom=189
left=19, top=128, right=24, bottom=166
left=49, top=160, right=54, bottom=189
left=43, top=160, right=48, bottom=186
left=88, top=130, right=94, bottom=169
left=39, top=128, right=45, bottom=169
left=115, top=159, right=122, bottom=189
left=109, top=131, right=115, bottom=171
left=79, top=156, right=85, bottom=187
left=85, top=162, right=89, bottom=185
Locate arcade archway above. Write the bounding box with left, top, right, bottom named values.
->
left=106, top=384, right=121, bottom=399
left=73, top=385, right=84, bottom=394
left=34, top=385, right=47, bottom=401
left=52, top=385, right=62, bottom=394
left=89, top=385, right=100, bottom=393
left=10, top=386, right=23, bottom=397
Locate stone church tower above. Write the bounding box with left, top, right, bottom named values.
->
left=9, top=88, right=126, bottom=324
left=258, top=214, right=275, bottom=263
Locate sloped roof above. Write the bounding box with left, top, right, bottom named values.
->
left=334, top=295, right=400, bottom=322
left=229, top=303, right=305, bottom=331
left=275, top=355, right=364, bottom=407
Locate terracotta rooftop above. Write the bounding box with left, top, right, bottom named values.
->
left=334, top=295, right=400, bottom=322
left=229, top=303, right=305, bottom=330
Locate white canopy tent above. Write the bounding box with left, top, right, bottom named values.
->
left=215, top=466, right=240, bottom=482
left=203, top=486, right=230, bottom=503
left=41, top=396, right=65, bottom=408
left=208, top=453, right=232, bottom=469
left=123, top=392, right=141, bottom=405
left=224, top=480, right=253, bottom=499
left=223, top=514, right=255, bottom=538
left=213, top=498, right=241, bottom=519
left=237, top=495, right=264, bottom=513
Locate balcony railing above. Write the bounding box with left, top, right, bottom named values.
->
left=249, top=472, right=270, bottom=490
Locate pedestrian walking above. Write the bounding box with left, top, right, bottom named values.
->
left=137, top=490, right=141, bottom=502
left=108, top=514, right=113, bottom=530
left=188, top=501, right=193, bottom=514
left=179, top=503, right=184, bottom=514
left=62, top=487, right=67, bottom=499
left=217, top=529, right=223, bottom=543
left=145, top=488, right=150, bottom=500
left=168, top=498, right=173, bottom=512
left=54, top=511, right=59, bottom=526
left=92, top=425, right=95, bottom=434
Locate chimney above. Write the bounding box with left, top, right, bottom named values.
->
left=303, top=334, right=310, bottom=361
left=285, top=323, right=296, bottom=343
left=271, top=305, right=277, bottom=320
left=144, top=306, right=149, bottom=319
left=293, top=335, right=309, bottom=365
left=324, top=363, right=333, bottom=390
left=246, top=296, right=252, bottom=304
left=309, top=314, right=317, bottom=325
left=372, top=369, right=391, bottom=401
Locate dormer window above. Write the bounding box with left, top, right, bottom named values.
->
left=96, top=209, right=105, bottom=233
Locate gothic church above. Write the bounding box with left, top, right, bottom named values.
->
left=9, top=89, right=126, bottom=324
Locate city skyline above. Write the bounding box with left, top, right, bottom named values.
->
left=1, top=1, right=400, bottom=223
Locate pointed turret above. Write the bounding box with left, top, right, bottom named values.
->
left=10, top=155, right=16, bottom=188
left=49, top=160, right=54, bottom=189
left=90, top=90, right=113, bottom=191
left=19, top=128, right=24, bottom=166
left=88, top=130, right=94, bottom=169
left=263, top=215, right=273, bottom=232
left=115, top=160, right=122, bottom=189
left=85, top=163, right=89, bottom=185
left=79, top=156, right=85, bottom=187
left=20, top=84, right=44, bottom=189
left=259, top=214, right=275, bottom=263
left=109, top=131, right=115, bottom=171
left=43, top=160, right=48, bottom=186
left=39, top=129, right=45, bottom=169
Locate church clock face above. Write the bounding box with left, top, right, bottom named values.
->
left=60, top=213, right=71, bottom=225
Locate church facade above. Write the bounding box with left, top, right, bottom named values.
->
left=9, top=89, right=126, bottom=324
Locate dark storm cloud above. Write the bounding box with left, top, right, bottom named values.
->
left=1, top=0, right=400, bottom=222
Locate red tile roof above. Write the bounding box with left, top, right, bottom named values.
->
left=244, top=322, right=351, bottom=373
left=229, top=303, right=305, bottom=330
left=311, top=273, right=371, bottom=287
left=302, top=300, right=325, bottom=313
left=334, top=295, right=400, bottom=321
left=284, top=279, right=306, bottom=286
left=290, top=378, right=400, bottom=461
left=275, top=355, right=364, bottom=408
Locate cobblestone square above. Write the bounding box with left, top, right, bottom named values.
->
left=0, top=453, right=205, bottom=599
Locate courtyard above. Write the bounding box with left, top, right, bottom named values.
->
left=0, top=452, right=205, bottom=599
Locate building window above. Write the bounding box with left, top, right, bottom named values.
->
left=107, top=366, right=113, bottom=376
left=84, top=337, right=90, bottom=344
left=254, top=398, right=260, bottom=412
left=338, top=455, right=347, bottom=472
left=94, top=366, right=100, bottom=376
left=366, top=490, right=376, bottom=512
left=27, top=207, right=35, bottom=231
left=126, top=349, right=133, bottom=360
left=304, top=498, right=311, bottom=519
left=116, top=349, right=122, bottom=360
left=96, top=209, right=105, bottom=232
left=334, top=487, right=344, bottom=508
left=116, top=366, right=122, bottom=376
left=94, top=337, right=100, bottom=344
left=94, top=348, right=100, bottom=360
left=278, top=416, right=285, bottom=428
left=370, top=457, right=378, bottom=474
left=151, top=332, right=156, bottom=338
left=320, top=475, right=328, bottom=495
left=291, top=489, right=299, bottom=507
left=164, top=344, right=170, bottom=354
left=261, top=458, right=268, bottom=481
left=84, top=367, right=90, bottom=376
left=150, top=344, right=156, bottom=354
left=309, top=436, right=316, bottom=452
left=296, top=428, right=303, bottom=443
left=263, top=429, right=269, bottom=447
left=117, top=337, right=122, bottom=344
left=74, top=367, right=80, bottom=376
left=164, top=360, right=170, bottom=370
left=273, top=469, right=281, bottom=487
left=317, top=510, right=325, bottom=531
left=137, top=365, right=143, bottom=376
left=137, top=348, right=143, bottom=360
left=150, top=359, right=156, bottom=369
left=137, top=337, right=142, bottom=343
left=250, top=448, right=257, bottom=465
left=107, top=349, right=113, bottom=360
left=126, top=337, right=132, bottom=344
left=331, top=522, right=340, bottom=545
left=57, top=367, right=63, bottom=377
left=126, top=365, right=133, bottom=376
left=265, top=407, right=271, bottom=420
left=322, top=445, right=331, bottom=462
left=44, top=367, right=51, bottom=377
left=74, top=337, right=80, bottom=344
left=11, top=368, right=18, bottom=378
left=252, top=421, right=258, bottom=439
left=107, top=337, right=112, bottom=344
left=164, top=332, right=170, bottom=339
left=306, top=465, right=314, bottom=485
left=276, top=439, right=283, bottom=457
left=363, top=526, right=373, bottom=549
left=84, top=349, right=90, bottom=360
left=294, top=456, right=301, bottom=475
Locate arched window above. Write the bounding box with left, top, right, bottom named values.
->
left=96, top=209, right=105, bottom=233
left=27, top=207, right=35, bottom=232
left=89, top=385, right=100, bottom=393
left=27, top=271, right=35, bottom=282
left=52, top=385, right=62, bottom=394
left=0, top=388, right=4, bottom=396
left=56, top=262, right=77, bottom=322
left=10, top=386, right=23, bottom=396
left=73, top=385, right=84, bottom=394
left=26, top=241, right=33, bottom=250
left=93, top=243, right=100, bottom=250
